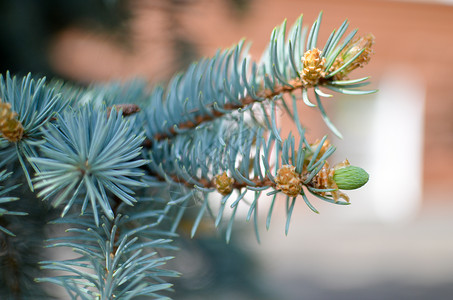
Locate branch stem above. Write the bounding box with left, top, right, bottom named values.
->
left=152, top=78, right=306, bottom=142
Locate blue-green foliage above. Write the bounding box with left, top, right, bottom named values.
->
left=38, top=214, right=178, bottom=300
left=0, top=72, right=68, bottom=187
left=0, top=12, right=375, bottom=299
left=140, top=13, right=375, bottom=144
left=0, top=73, right=66, bottom=139
left=145, top=108, right=349, bottom=242
left=30, top=105, right=147, bottom=226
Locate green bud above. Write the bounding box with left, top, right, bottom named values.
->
left=333, top=166, right=369, bottom=190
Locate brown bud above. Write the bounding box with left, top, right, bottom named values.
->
left=309, top=139, right=331, bottom=158
left=107, top=104, right=141, bottom=118
left=0, top=101, right=24, bottom=142
left=275, top=165, right=302, bottom=197
left=301, top=48, right=326, bottom=86
left=331, top=33, right=375, bottom=80
left=214, top=172, right=234, bottom=195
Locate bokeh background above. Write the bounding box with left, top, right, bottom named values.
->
left=2, top=0, right=453, bottom=299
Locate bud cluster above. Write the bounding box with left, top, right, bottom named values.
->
left=309, top=159, right=369, bottom=202
left=275, top=138, right=369, bottom=201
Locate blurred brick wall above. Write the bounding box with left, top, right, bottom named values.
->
left=50, top=0, right=453, bottom=201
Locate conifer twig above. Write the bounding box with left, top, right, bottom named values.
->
left=153, top=78, right=305, bottom=141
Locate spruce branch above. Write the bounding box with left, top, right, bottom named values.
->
left=143, top=12, right=375, bottom=144
left=144, top=115, right=368, bottom=240
left=38, top=214, right=177, bottom=299
left=151, top=77, right=305, bottom=141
